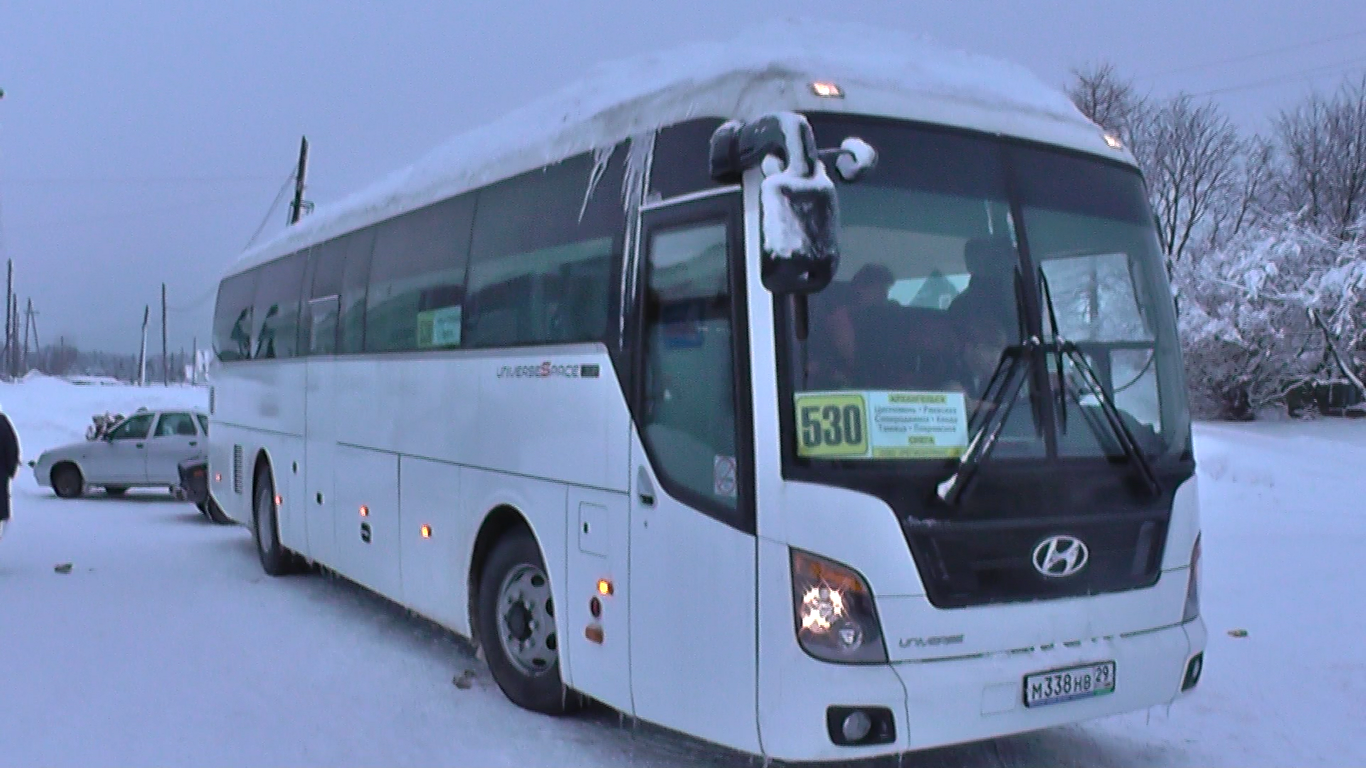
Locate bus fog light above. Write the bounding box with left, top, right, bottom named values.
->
left=841, top=710, right=871, bottom=742
left=791, top=550, right=886, bottom=664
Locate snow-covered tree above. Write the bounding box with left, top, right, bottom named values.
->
left=1173, top=214, right=1366, bottom=418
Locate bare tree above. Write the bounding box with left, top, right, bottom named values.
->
left=1066, top=62, right=1148, bottom=145
left=1145, top=95, right=1243, bottom=263
left=1206, top=135, right=1276, bottom=251
left=1275, top=74, right=1366, bottom=237
left=1066, top=65, right=1242, bottom=265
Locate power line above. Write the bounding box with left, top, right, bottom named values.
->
left=166, top=282, right=221, bottom=314
left=244, top=169, right=299, bottom=250
left=1144, top=27, right=1366, bottom=79
left=1188, top=55, right=1366, bottom=97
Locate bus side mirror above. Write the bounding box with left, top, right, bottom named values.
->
left=830, top=138, right=878, bottom=183
left=709, top=113, right=844, bottom=295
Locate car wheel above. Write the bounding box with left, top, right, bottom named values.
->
left=477, top=529, right=577, bottom=715
left=252, top=468, right=302, bottom=575
left=104, top=486, right=129, bottom=497
left=51, top=464, right=84, bottom=499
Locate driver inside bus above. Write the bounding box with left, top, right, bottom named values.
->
left=947, top=236, right=1022, bottom=341
left=946, top=236, right=1022, bottom=415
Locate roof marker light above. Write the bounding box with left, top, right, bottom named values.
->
left=811, top=81, right=844, bottom=98
left=1103, top=133, right=1124, bottom=150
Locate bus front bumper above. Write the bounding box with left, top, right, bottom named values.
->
left=758, top=618, right=1206, bottom=762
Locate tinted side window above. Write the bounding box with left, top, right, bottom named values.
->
left=464, top=145, right=626, bottom=347
left=339, top=229, right=375, bottom=354
left=640, top=220, right=739, bottom=516
left=365, top=194, right=475, bottom=352
left=155, top=413, right=198, bottom=437
left=109, top=413, right=154, bottom=440
left=297, top=238, right=346, bottom=355
left=310, top=238, right=347, bottom=299
left=213, top=270, right=258, bottom=362
left=650, top=118, right=727, bottom=201
left=252, top=252, right=307, bottom=359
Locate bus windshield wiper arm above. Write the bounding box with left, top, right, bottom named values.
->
left=936, top=338, right=1036, bottom=507
left=1053, top=337, right=1161, bottom=497
left=1033, top=266, right=1159, bottom=497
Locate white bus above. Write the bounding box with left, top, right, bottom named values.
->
left=207, top=35, right=1206, bottom=762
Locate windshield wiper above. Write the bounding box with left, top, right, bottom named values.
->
left=937, top=277, right=1163, bottom=507
left=935, top=337, right=1036, bottom=506
left=1036, top=269, right=1161, bottom=498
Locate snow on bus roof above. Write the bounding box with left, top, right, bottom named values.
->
left=226, top=20, right=1120, bottom=277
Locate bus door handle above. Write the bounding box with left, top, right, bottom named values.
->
left=636, top=467, right=656, bottom=508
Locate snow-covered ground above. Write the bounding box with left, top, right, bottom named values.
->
left=0, top=376, right=1361, bottom=766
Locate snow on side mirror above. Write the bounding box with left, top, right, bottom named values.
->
left=833, top=137, right=877, bottom=182
left=710, top=112, right=840, bottom=295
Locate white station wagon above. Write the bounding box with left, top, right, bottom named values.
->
left=32, top=408, right=210, bottom=498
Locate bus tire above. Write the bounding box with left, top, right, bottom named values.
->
left=477, top=529, right=576, bottom=715
left=252, top=468, right=301, bottom=576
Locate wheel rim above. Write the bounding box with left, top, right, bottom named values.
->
left=495, top=563, right=557, bottom=676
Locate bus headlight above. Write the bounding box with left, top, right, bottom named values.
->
left=791, top=550, right=887, bottom=664
left=1183, top=533, right=1201, bottom=623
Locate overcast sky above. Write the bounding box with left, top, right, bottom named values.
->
left=2, top=0, right=1364, bottom=355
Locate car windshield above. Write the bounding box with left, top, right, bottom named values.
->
left=778, top=116, right=1191, bottom=466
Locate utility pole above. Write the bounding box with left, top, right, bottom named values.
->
left=4, top=260, right=11, bottom=379
left=289, top=135, right=310, bottom=225
left=22, top=298, right=31, bottom=371
left=138, top=305, right=149, bottom=386
left=161, top=283, right=169, bottom=385
left=9, top=296, right=17, bottom=377
left=191, top=336, right=198, bottom=385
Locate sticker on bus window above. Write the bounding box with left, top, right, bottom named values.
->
left=417, top=305, right=463, bottom=349
left=794, top=390, right=968, bottom=460
left=713, top=455, right=738, bottom=498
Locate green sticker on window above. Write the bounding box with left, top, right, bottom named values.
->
left=794, top=393, right=869, bottom=458
left=794, top=390, right=969, bottom=460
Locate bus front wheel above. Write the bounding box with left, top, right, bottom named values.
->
left=477, top=529, right=577, bottom=715
left=252, top=468, right=302, bottom=576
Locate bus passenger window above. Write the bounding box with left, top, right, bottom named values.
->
left=640, top=221, right=737, bottom=511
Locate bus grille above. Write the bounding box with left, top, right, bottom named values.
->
left=232, top=445, right=243, bottom=494
left=902, top=513, right=1167, bottom=609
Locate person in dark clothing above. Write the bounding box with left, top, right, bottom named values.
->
left=0, top=404, right=20, bottom=538
left=947, top=236, right=1023, bottom=341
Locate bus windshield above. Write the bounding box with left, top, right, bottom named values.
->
left=780, top=116, right=1191, bottom=466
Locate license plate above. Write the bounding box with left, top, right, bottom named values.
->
left=1023, top=661, right=1116, bottom=708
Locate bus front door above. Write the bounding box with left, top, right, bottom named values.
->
left=627, top=192, right=761, bottom=755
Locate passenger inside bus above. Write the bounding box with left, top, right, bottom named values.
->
left=803, top=237, right=1026, bottom=407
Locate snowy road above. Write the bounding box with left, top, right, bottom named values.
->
left=1, top=378, right=1362, bottom=767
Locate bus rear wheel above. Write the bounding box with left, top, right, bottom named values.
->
left=477, top=530, right=577, bottom=715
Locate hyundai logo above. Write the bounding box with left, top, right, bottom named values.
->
left=1032, top=535, right=1089, bottom=578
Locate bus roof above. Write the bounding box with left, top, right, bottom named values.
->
left=225, top=20, right=1126, bottom=278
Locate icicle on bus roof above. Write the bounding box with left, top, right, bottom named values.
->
left=226, top=19, right=1124, bottom=277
